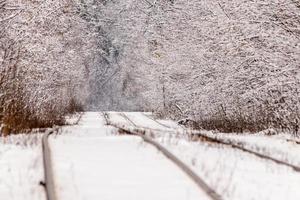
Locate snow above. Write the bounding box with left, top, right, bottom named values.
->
left=154, top=137, right=300, bottom=200
left=108, top=111, right=181, bottom=131
left=122, top=112, right=169, bottom=129
left=0, top=113, right=81, bottom=200
left=2, top=0, right=300, bottom=134
left=0, top=135, right=45, bottom=200
left=201, top=131, right=300, bottom=166
left=1, top=112, right=300, bottom=200
left=107, top=111, right=300, bottom=200
left=50, top=112, right=208, bottom=200
left=52, top=112, right=300, bottom=200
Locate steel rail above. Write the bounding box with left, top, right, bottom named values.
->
left=105, top=112, right=223, bottom=200
left=74, top=112, right=84, bottom=125
left=140, top=112, right=173, bottom=129
left=118, top=113, right=178, bottom=133
left=286, top=138, right=300, bottom=145
left=114, top=112, right=300, bottom=172
left=42, top=113, right=83, bottom=200
left=189, top=133, right=300, bottom=172
left=102, top=112, right=110, bottom=125
left=42, top=129, right=58, bottom=200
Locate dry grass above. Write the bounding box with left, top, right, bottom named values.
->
left=158, top=101, right=300, bottom=135
left=0, top=94, right=84, bottom=136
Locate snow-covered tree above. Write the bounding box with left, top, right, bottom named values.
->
left=80, top=0, right=300, bottom=133
left=0, top=0, right=93, bottom=133
left=1, top=0, right=299, bottom=134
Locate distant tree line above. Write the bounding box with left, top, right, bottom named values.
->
left=1, top=0, right=299, bottom=135
left=81, top=0, right=300, bottom=134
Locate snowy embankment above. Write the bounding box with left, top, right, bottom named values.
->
left=0, top=134, right=45, bottom=200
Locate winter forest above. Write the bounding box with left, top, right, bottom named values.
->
left=1, top=0, right=300, bottom=134
left=2, top=1, right=300, bottom=200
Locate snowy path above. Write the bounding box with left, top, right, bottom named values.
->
left=49, top=112, right=209, bottom=200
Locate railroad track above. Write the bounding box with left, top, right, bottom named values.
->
left=140, top=113, right=173, bottom=129
left=41, top=113, right=206, bottom=200
left=41, top=113, right=174, bottom=200
left=190, top=133, right=300, bottom=172
left=73, top=112, right=84, bottom=125
left=42, top=129, right=58, bottom=200
left=106, top=112, right=181, bottom=135
left=141, top=113, right=300, bottom=151
left=42, top=113, right=83, bottom=200
left=104, top=112, right=223, bottom=200
left=40, top=112, right=300, bottom=200
left=112, top=112, right=300, bottom=173
left=286, top=138, right=300, bottom=145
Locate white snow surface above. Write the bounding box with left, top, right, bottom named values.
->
left=50, top=112, right=207, bottom=200
left=1, top=112, right=300, bottom=200
left=0, top=134, right=45, bottom=200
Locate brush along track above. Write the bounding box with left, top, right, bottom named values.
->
left=103, top=112, right=223, bottom=200
left=112, top=112, right=300, bottom=173
left=42, top=129, right=58, bottom=200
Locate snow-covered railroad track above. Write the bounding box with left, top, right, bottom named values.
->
left=140, top=113, right=173, bottom=129
left=286, top=138, right=300, bottom=145
left=104, top=112, right=182, bottom=134
left=42, top=112, right=213, bottom=200
left=40, top=113, right=84, bottom=200
left=104, top=112, right=222, bottom=200
left=38, top=112, right=300, bottom=200
left=42, top=130, right=58, bottom=200
left=190, top=133, right=300, bottom=172
left=106, top=112, right=300, bottom=172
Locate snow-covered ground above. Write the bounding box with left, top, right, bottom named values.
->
left=0, top=112, right=82, bottom=200
left=1, top=112, right=300, bottom=200
left=0, top=134, right=45, bottom=200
